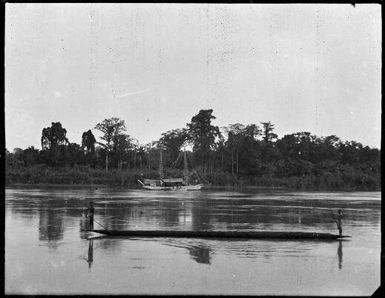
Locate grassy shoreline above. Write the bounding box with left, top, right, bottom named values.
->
left=5, top=164, right=380, bottom=191
left=5, top=183, right=289, bottom=190
left=6, top=183, right=380, bottom=192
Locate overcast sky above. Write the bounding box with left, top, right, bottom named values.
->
left=5, top=3, right=381, bottom=151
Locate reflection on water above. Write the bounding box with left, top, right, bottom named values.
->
left=158, top=239, right=213, bottom=265
left=83, top=240, right=94, bottom=270
left=38, top=207, right=65, bottom=247
left=187, top=244, right=211, bottom=264
left=338, top=240, right=343, bottom=270
left=5, top=186, right=381, bottom=295
left=84, top=235, right=346, bottom=270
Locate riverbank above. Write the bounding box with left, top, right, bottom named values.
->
left=5, top=164, right=380, bottom=191
left=6, top=183, right=289, bottom=192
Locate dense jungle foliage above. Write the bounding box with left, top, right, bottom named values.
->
left=6, top=109, right=381, bottom=190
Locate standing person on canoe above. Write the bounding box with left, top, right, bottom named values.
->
left=332, top=209, right=343, bottom=236
left=86, top=201, right=95, bottom=231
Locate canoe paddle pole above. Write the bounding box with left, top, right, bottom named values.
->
left=93, top=218, right=107, bottom=230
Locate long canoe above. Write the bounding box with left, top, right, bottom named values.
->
left=92, top=229, right=350, bottom=240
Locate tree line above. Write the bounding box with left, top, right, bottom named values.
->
left=6, top=109, right=381, bottom=190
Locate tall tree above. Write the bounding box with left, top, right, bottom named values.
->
left=187, top=109, right=221, bottom=171
left=81, top=130, right=96, bottom=154
left=112, top=133, right=133, bottom=170
left=244, top=124, right=262, bottom=140
left=339, top=140, right=363, bottom=165
left=23, top=146, right=40, bottom=166
left=144, top=141, right=158, bottom=170
left=224, top=123, right=262, bottom=175
left=224, top=123, right=245, bottom=174
left=40, top=122, right=69, bottom=166
left=41, top=122, right=69, bottom=150
left=261, top=121, right=278, bottom=143
left=160, top=128, right=189, bottom=167
left=95, top=117, right=127, bottom=172
left=317, top=135, right=341, bottom=162
left=135, top=144, right=147, bottom=170
left=65, top=143, right=84, bottom=166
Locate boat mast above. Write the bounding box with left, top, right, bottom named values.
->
left=183, top=149, right=189, bottom=185
left=159, top=143, right=164, bottom=180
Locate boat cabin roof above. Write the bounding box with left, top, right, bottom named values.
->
left=161, top=178, right=184, bottom=183
left=143, top=179, right=158, bottom=185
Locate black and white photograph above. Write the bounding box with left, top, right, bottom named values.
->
left=4, top=3, right=381, bottom=295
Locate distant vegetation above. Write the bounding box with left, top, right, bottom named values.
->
left=6, top=109, right=381, bottom=190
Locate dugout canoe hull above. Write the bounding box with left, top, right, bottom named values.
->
left=92, top=229, right=350, bottom=240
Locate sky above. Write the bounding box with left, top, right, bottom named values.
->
left=5, top=3, right=382, bottom=151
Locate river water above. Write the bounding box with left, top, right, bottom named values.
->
left=5, top=186, right=381, bottom=295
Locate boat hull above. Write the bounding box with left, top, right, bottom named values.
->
left=142, top=184, right=203, bottom=191
left=92, top=229, right=350, bottom=240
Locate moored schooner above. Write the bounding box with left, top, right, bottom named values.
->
left=138, top=145, right=203, bottom=190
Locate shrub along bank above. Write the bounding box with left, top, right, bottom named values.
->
left=5, top=164, right=380, bottom=191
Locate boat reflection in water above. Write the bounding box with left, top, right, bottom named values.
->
left=84, top=236, right=344, bottom=270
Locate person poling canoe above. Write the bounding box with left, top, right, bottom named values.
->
left=84, top=201, right=95, bottom=231
left=331, top=209, right=343, bottom=236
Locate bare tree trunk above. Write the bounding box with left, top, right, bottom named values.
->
left=221, top=153, right=224, bottom=170
left=231, top=151, right=234, bottom=174
left=236, top=152, right=239, bottom=174
left=105, top=151, right=109, bottom=173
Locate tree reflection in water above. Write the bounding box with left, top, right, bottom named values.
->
left=186, top=244, right=212, bottom=264
left=38, top=207, right=65, bottom=248
left=84, top=234, right=214, bottom=266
